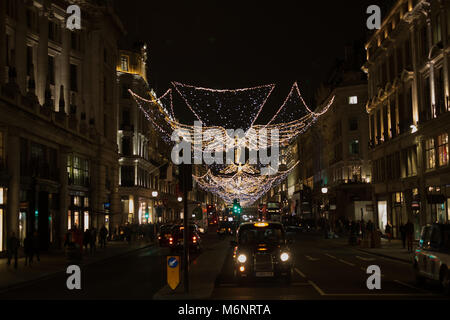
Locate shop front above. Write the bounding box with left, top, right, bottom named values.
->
left=68, top=193, right=90, bottom=231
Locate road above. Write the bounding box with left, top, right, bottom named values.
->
left=212, top=232, right=450, bottom=300
left=0, top=229, right=449, bottom=300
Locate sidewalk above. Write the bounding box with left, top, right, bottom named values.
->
left=0, top=240, right=155, bottom=292
left=331, top=234, right=415, bottom=263
left=153, top=238, right=230, bottom=300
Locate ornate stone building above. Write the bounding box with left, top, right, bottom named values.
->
left=364, top=0, right=450, bottom=239
left=0, top=0, right=124, bottom=251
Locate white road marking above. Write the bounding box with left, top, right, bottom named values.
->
left=306, top=255, right=320, bottom=261
left=356, top=255, right=376, bottom=262
left=308, top=280, right=325, bottom=296
left=294, top=268, right=306, bottom=278
left=339, top=259, right=355, bottom=267
left=324, top=253, right=336, bottom=259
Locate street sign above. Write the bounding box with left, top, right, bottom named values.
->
left=167, top=256, right=180, bottom=290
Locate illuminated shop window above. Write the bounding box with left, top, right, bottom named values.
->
left=425, top=138, right=436, bottom=170
left=437, top=133, right=448, bottom=167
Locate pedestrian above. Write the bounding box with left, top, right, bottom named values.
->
left=90, top=228, right=97, bottom=254
left=385, top=222, right=392, bottom=243
left=399, top=223, right=406, bottom=249
left=6, top=232, right=20, bottom=269
left=24, top=233, right=34, bottom=266
left=83, top=228, right=91, bottom=254
left=405, top=220, right=415, bottom=253
left=360, top=219, right=366, bottom=239
left=32, top=231, right=40, bottom=262
left=99, top=225, right=108, bottom=248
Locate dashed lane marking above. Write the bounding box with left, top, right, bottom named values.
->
left=339, top=259, right=355, bottom=267
left=324, top=253, right=336, bottom=259
left=294, top=268, right=306, bottom=278
left=308, top=280, right=325, bottom=296
left=305, top=255, right=320, bottom=261
left=356, top=255, right=376, bottom=262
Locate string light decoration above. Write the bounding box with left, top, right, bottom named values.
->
left=129, top=82, right=334, bottom=206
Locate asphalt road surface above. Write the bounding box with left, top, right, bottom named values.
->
left=1, top=230, right=449, bottom=300
left=212, top=232, right=450, bottom=300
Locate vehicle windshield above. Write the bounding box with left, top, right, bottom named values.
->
left=238, top=226, right=284, bottom=245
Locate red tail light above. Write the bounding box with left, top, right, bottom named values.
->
left=192, top=236, right=197, bottom=243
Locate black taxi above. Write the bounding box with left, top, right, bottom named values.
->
left=230, top=221, right=293, bottom=283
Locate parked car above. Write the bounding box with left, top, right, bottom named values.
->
left=169, top=225, right=202, bottom=253
left=157, top=224, right=173, bottom=247
left=413, top=223, right=450, bottom=294
left=230, top=221, right=293, bottom=284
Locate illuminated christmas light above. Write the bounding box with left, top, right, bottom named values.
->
left=129, top=82, right=334, bottom=206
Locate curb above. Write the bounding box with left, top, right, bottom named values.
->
left=0, top=242, right=156, bottom=294
left=354, top=247, right=413, bottom=264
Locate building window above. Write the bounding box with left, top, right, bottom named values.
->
left=26, top=46, right=33, bottom=77
left=121, top=55, right=129, bottom=71
left=349, top=140, right=359, bottom=155
left=122, top=85, right=130, bottom=99
left=437, top=133, right=448, bottom=167
left=68, top=155, right=89, bottom=186
left=349, top=96, right=358, bottom=104
left=0, top=131, right=3, bottom=167
left=349, top=118, right=358, bottom=131
left=433, top=14, right=442, bottom=45
left=120, top=166, right=135, bottom=187
left=48, top=56, right=55, bottom=85
left=70, top=64, right=78, bottom=92
left=425, top=138, right=436, bottom=170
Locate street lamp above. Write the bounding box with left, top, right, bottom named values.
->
left=177, top=196, right=183, bottom=202
left=152, top=191, right=158, bottom=197
left=321, top=187, right=328, bottom=194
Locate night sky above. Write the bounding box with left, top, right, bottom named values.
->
left=114, top=0, right=393, bottom=122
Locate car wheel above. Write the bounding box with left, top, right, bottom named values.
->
left=414, top=263, right=425, bottom=286
left=441, top=268, right=450, bottom=295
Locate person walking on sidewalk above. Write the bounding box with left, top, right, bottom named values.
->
left=83, top=228, right=91, bottom=254
left=6, top=232, right=20, bottom=269
left=99, top=225, right=108, bottom=248
left=399, top=224, right=406, bottom=249
left=24, top=233, right=34, bottom=266
left=405, top=220, right=415, bottom=253
left=32, top=231, right=40, bottom=262
left=90, top=228, right=97, bottom=254
left=385, top=222, right=392, bottom=243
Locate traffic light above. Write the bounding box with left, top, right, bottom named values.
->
left=232, top=199, right=241, bottom=215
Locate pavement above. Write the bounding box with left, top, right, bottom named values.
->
left=330, top=233, right=416, bottom=264
left=0, top=239, right=155, bottom=292
left=153, top=233, right=230, bottom=300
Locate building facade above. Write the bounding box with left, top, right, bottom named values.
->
left=364, top=0, right=450, bottom=239
left=0, top=0, right=124, bottom=252
left=117, top=43, right=203, bottom=226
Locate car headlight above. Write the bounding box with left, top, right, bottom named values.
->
left=280, top=252, right=289, bottom=262
left=237, top=254, right=247, bottom=263
left=199, top=228, right=205, bottom=233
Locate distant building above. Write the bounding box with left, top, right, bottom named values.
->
left=283, top=43, right=371, bottom=225
left=0, top=0, right=125, bottom=252
left=364, top=0, right=450, bottom=239
left=116, top=43, right=182, bottom=225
